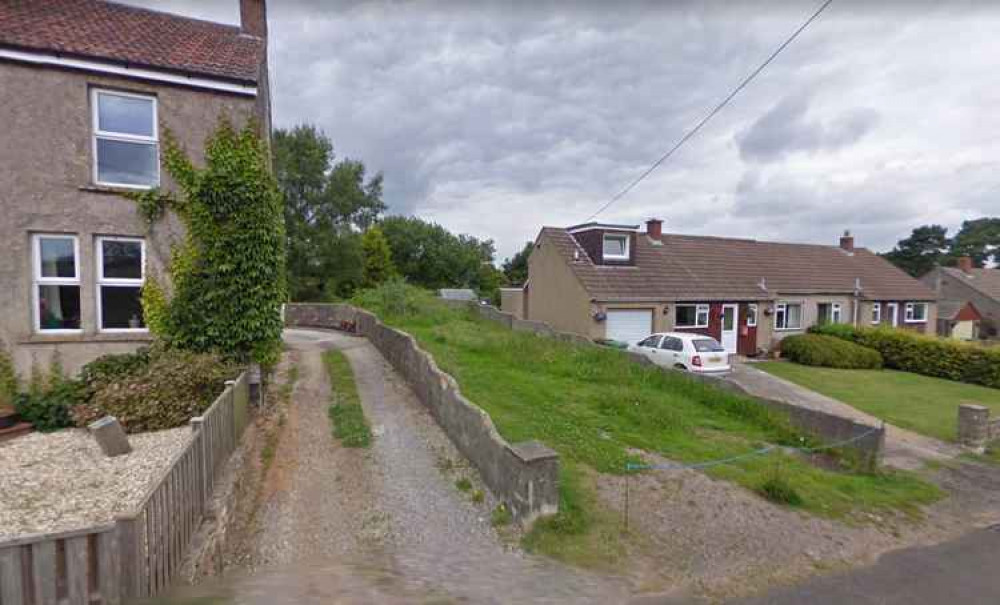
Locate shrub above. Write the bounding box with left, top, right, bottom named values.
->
left=812, top=324, right=1000, bottom=388
left=14, top=378, right=83, bottom=432
left=78, top=348, right=151, bottom=397
left=781, top=333, right=883, bottom=370
left=352, top=278, right=445, bottom=319
left=0, top=340, right=18, bottom=409
left=77, top=348, right=236, bottom=433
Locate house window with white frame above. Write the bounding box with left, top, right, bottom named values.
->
left=871, top=303, right=882, bottom=324
left=33, top=235, right=82, bottom=332
left=97, top=237, right=146, bottom=331
left=904, top=302, right=928, bottom=323
left=831, top=303, right=842, bottom=323
left=92, top=89, right=159, bottom=188
left=747, top=303, right=758, bottom=327
left=675, top=303, right=710, bottom=328
left=602, top=233, right=629, bottom=261
left=775, top=302, right=803, bottom=330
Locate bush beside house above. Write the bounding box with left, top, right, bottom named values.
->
left=780, top=334, right=883, bottom=370
left=811, top=324, right=1000, bottom=388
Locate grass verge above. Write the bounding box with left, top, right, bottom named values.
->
left=354, top=286, right=942, bottom=567
left=323, top=349, right=371, bottom=448
left=756, top=361, right=1000, bottom=443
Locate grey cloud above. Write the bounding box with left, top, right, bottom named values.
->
left=737, top=94, right=879, bottom=162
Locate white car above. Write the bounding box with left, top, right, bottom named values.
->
left=628, top=332, right=732, bottom=374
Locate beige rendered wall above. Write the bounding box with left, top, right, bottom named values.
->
left=500, top=288, right=525, bottom=319
left=0, top=60, right=257, bottom=375
left=762, top=295, right=857, bottom=349
left=525, top=233, right=596, bottom=338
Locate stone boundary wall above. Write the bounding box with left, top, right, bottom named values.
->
left=958, top=404, right=1000, bottom=449
left=473, top=303, right=885, bottom=467
left=284, top=303, right=559, bottom=523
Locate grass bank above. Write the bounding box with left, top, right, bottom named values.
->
left=355, top=286, right=942, bottom=567
left=757, top=361, right=1000, bottom=443
left=323, top=350, right=371, bottom=448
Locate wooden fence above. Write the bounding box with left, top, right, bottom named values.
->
left=0, top=372, right=252, bottom=605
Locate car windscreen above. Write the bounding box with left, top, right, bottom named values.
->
left=693, top=339, right=725, bottom=353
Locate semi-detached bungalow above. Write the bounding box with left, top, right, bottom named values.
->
left=502, top=220, right=938, bottom=355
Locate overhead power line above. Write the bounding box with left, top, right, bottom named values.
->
left=584, top=0, right=835, bottom=222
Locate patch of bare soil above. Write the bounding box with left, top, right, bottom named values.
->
left=595, top=449, right=1000, bottom=602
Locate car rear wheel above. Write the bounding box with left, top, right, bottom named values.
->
left=673, top=363, right=688, bottom=371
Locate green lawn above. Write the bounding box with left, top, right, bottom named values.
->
left=354, top=286, right=941, bottom=567
left=756, top=361, right=1000, bottom=443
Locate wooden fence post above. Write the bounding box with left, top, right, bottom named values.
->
left=116, top=516, right=139, bottom=600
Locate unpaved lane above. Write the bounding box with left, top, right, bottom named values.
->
left=217, top=328, right=629, bottom=603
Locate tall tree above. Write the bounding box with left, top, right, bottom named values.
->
left=273, top=125, right=386, bottom=301
left=951, top=218, right=1000, bottom=268
left=502, top=242, right=533, bottom=286
left=361, top=227, right=396, bottom=288
left=881, top=225, right=950, bottom=277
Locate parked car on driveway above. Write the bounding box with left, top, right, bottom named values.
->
left=628, top=332, right=732, bottom=374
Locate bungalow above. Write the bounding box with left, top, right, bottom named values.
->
left=922, top=258, right=1000, bottom=339
left=503, top=220, right=938, bottom=355
left=935, top=300, right=982, bottom=341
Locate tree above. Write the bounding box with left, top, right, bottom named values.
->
left=132, top=119, right=286, bottom=367
left=881, top=225, right=950, bottom=277
left=362, top=227, right=396, bottom=288
left=502, top=242, right=533, bottom=286
left=273, top=125, right=385, bottom=301
left=951, top=218, right=1000, bottom=268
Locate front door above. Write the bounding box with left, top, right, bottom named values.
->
left=887, top=302, right=899, bottom=327
left=721, top=304, right=739, bottom=354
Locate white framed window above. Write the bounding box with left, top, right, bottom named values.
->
left=675, top=303, right=710, bottom=328
left=775, top=302, right=803, bottom=331
left=904, top=302, right=928, bottom=323
left=92, top=89, right=159, bottom=188
left=832, top=303, right=842, bottom=323
left=747, top=303, right=758, bottom=327
left=96, top=237, right=146, bottom=332
left=871, top=303, right=882, bottom=324
left=33, top=234, right=82, bottom=333
left=602, top=233, right=629, bottom=261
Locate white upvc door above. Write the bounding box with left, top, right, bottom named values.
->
left=887, top=302, right=899, bottom=327
left=721, top=304, right=739, bottom=354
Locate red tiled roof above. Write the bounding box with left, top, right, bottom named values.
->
left=541, top=227, right=937, bottom=302
left=0, top=0, right=263, bottom=83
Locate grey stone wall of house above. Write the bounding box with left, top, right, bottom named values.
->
left=0, top=60, right=258, bottom=376
left=284, top=303, right=560, bottom=522
left=957, top=404, right=1000, bottom=449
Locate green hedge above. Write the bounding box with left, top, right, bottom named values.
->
left=810, top=323, right=1000, bottom=388
left=781, top=334, right=883, bottom=369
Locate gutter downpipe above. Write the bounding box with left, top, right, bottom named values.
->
left=853, top=278, right=862, bottom=327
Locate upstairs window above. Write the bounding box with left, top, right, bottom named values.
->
left=675, top=304, right=710, bottom=328
left=33, top=235, right=81, bottom=332
left=97, top=237, right=146, bottom=331
left=602, top=233, right=629, bottom=261
left=905, top=302, right=928, bottom=323
left=92, top=90, right=159, bottom=188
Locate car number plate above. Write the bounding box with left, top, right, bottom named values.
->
left=709, top=356, right=722, bottom=362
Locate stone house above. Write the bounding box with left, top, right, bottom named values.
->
left=0, top=0, right=271, bottom=375
left=922, top=257, right=1000, bottom=339
left=503, top=220, right=938, bottom=354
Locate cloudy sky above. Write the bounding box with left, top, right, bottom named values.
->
left=126, top=0, right=999, bottom=260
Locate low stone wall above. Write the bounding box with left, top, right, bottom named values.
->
left=627, top=353, right=886, bottom=470
left=476, top=304, right=594, bottom=347
left=958, top=404, right=1000, bottom=449
left=284, top=303, right=560, bottom=523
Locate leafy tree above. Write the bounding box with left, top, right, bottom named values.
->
left=502, top=242, right=533, bottom=286
left=881, top=225, right=950, bottom=277
left=951, top=218, right=1000, bottom=268
left=132, top=120, right=286, bottom=367
left=378, top=216, right=499, bottom=297
left=362, top=227, right=396, bottom=288
left=274, top=125, right=385, bottom=300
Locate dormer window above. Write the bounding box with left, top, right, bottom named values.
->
left=603, top=233, right=629, bottom=261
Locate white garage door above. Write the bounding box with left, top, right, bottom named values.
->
left=605, top=309, right=653, bottom=344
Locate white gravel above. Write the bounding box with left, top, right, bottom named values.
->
left=0, top=427, right=192, bottom=539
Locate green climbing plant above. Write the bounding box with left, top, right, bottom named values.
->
left=129, top=119, right=286, bottom=368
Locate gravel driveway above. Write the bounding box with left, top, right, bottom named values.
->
left=213, top=328, right=629, bottom=603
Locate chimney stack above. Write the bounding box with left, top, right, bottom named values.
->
left=240, top=0, right=267, bottom=38
left=646, top=218, right=663, bottom=240
left=958, top=256, right=974, bottom=273
left=839, top=230, right=855, bottom=253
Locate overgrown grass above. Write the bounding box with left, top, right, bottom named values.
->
left=323, top=350, right=371, bottom=448
left=355, top=286, right=942, bottom=566
left=757, top=361, right=1000, bottom=443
